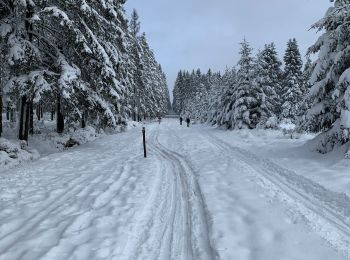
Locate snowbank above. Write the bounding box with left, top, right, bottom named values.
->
left=306, top=121, right=350, bottom=156
left=0, top=138, right=40, bottom=171
left=0, top=118, right=148, bottom=171
left=24, top=125, right=107, bottom=158
left=0, top=125, right=106, bottom=171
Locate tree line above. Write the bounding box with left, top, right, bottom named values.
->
left=173, top=39, right=310, bottom=128
left=173, top=0, right=350, bottom=153
left=0, top=2, right=170, bottom=140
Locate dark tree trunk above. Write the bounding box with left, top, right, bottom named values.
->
left=40, top=105, right=43, bottom=119
left=51, top=108, right=55, bottom=121
left=25, top=2, right=34, bottom=42
left=36, top=103, right=41, bottom=121
left=24, top=98, right=30, bottom=141
left=57, top=94, right=64, bottom=133
left=6, top=105, right=10, bottom=121
left=0, top=93, right=2, bottom=137
left=29, top=100, right=34, bottom=135
left=10, top=108, right=16, bottom=122
left=81, top=112, right=86, bottom=128
left=133, top=85, right=137, bottom=121
left=133, top=107, right=136, bottom=121
left=17, top=1, right=34, bottom=143
left=19, top=96, right=27, bottom=140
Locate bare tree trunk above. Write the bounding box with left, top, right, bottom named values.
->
left=10, top=108, right=15, bottom=122
left=6, top=105, right=10, bottom=121
left=0, top=93, right=2, bottom=137
left=18, top=1, right=34, bottom=143
left=57, top=94, right=64, bottom=133
left=51, top=107, right=55, bottom=121
left=81, top=112, right=86, bottom=128
left=29, top=100, right=34, bottom=135
left=19, top=96, right=27, bottom=140
left=133, top=89, right=137, bottom=121
left=24, top=98, right=30, bottom=141
left=36, top=103, right=41, bottom=121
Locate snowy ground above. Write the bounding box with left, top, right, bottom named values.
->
left=0, top=113, right=143, bottom=170
left=0, top=119, right=350, bottom=260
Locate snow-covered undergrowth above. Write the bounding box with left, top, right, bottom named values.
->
left=0, top=138, right=40, bottom=170
left=0, top=117, right=148, bottom=172
left=30, top=126, right=105, bottom=154
left=0, top=125, right=103, bottom=171
left=307, top=122, right=350, bottom=155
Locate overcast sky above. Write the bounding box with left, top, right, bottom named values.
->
left=124, top=0, right=332, bottom=98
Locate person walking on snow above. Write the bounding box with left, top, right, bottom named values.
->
left=186, top=117, right=190, bottom=127
left=180, top=117, right=183, bottom=125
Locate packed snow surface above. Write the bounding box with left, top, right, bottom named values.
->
left=1, top=119, right=350, bottom=260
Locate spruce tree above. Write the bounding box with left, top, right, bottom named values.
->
left=207, top=72, right=227, bottom=125
left=281, top=38, right=303, bottom=122
left=0, top=1, right=49, bottom=141
left=297, top=56, right=314, bottom=128
left=224, top=39, right=262, bottom=129
left=301, top=0, right=350, bottom=153
left=0, top=86, right=2, bottom=138
left=0, top=1, right=170, bottom=141
left=255, top=43, right=282, bottom=127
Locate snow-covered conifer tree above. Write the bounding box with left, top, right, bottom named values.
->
left=1, top=1, right=51, bottom=140
left=222, top=39, right=262, bottom=129
left=302, top=0, right=350, bottom=153
left=255, top=43, right=282, bottom=127
left=297, top=56, right=314, bottom=128
left=281, top=38, right=304, bottom=122
left=0, top=2, right=169, bottom=141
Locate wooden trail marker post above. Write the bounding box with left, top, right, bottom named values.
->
left=142, top=127, right=147, bottom=158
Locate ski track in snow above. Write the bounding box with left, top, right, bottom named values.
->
left=0, top=129, right=158, bottom=260
left=118, top=125, right=217, bottom=260
left=0, top=125, right=217, bottom=260
left=203, top=132, right=350, bottom=257
left=0, top=119, right=349, bottom=259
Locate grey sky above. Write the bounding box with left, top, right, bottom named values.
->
left=124, top=0, right=332, bottom=98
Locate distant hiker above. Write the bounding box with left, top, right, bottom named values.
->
left=158, top=117, right=162, bottom=124
left=180, top=117, right=183, bottom=125
left=186, top=117, right=190, bottom=127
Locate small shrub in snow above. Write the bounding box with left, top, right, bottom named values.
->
left=345, top=150, right=350, bottom=160
left=264, top=116, right=279, bottom=129
left=65, top=138, right=80, bottom=148
left=43, top=126, right=103, bottom=151
left=0, top=138, right=19, bottom=154
left=0, top=138, right=39, bottom=170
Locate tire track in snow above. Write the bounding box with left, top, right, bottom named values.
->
left=150, top=126, right=217, bottom=260
left=204, top=132, right=350, bottom=257
left=117, top=126, right=191, bottom=260
left=150, top=130, right=194, bottom=260
left=117, top=125, right=217, bottom=260
left=115, top=129, right=173, bottom=260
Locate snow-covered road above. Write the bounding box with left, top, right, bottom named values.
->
left=0, top=119, right=349, bottom=260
